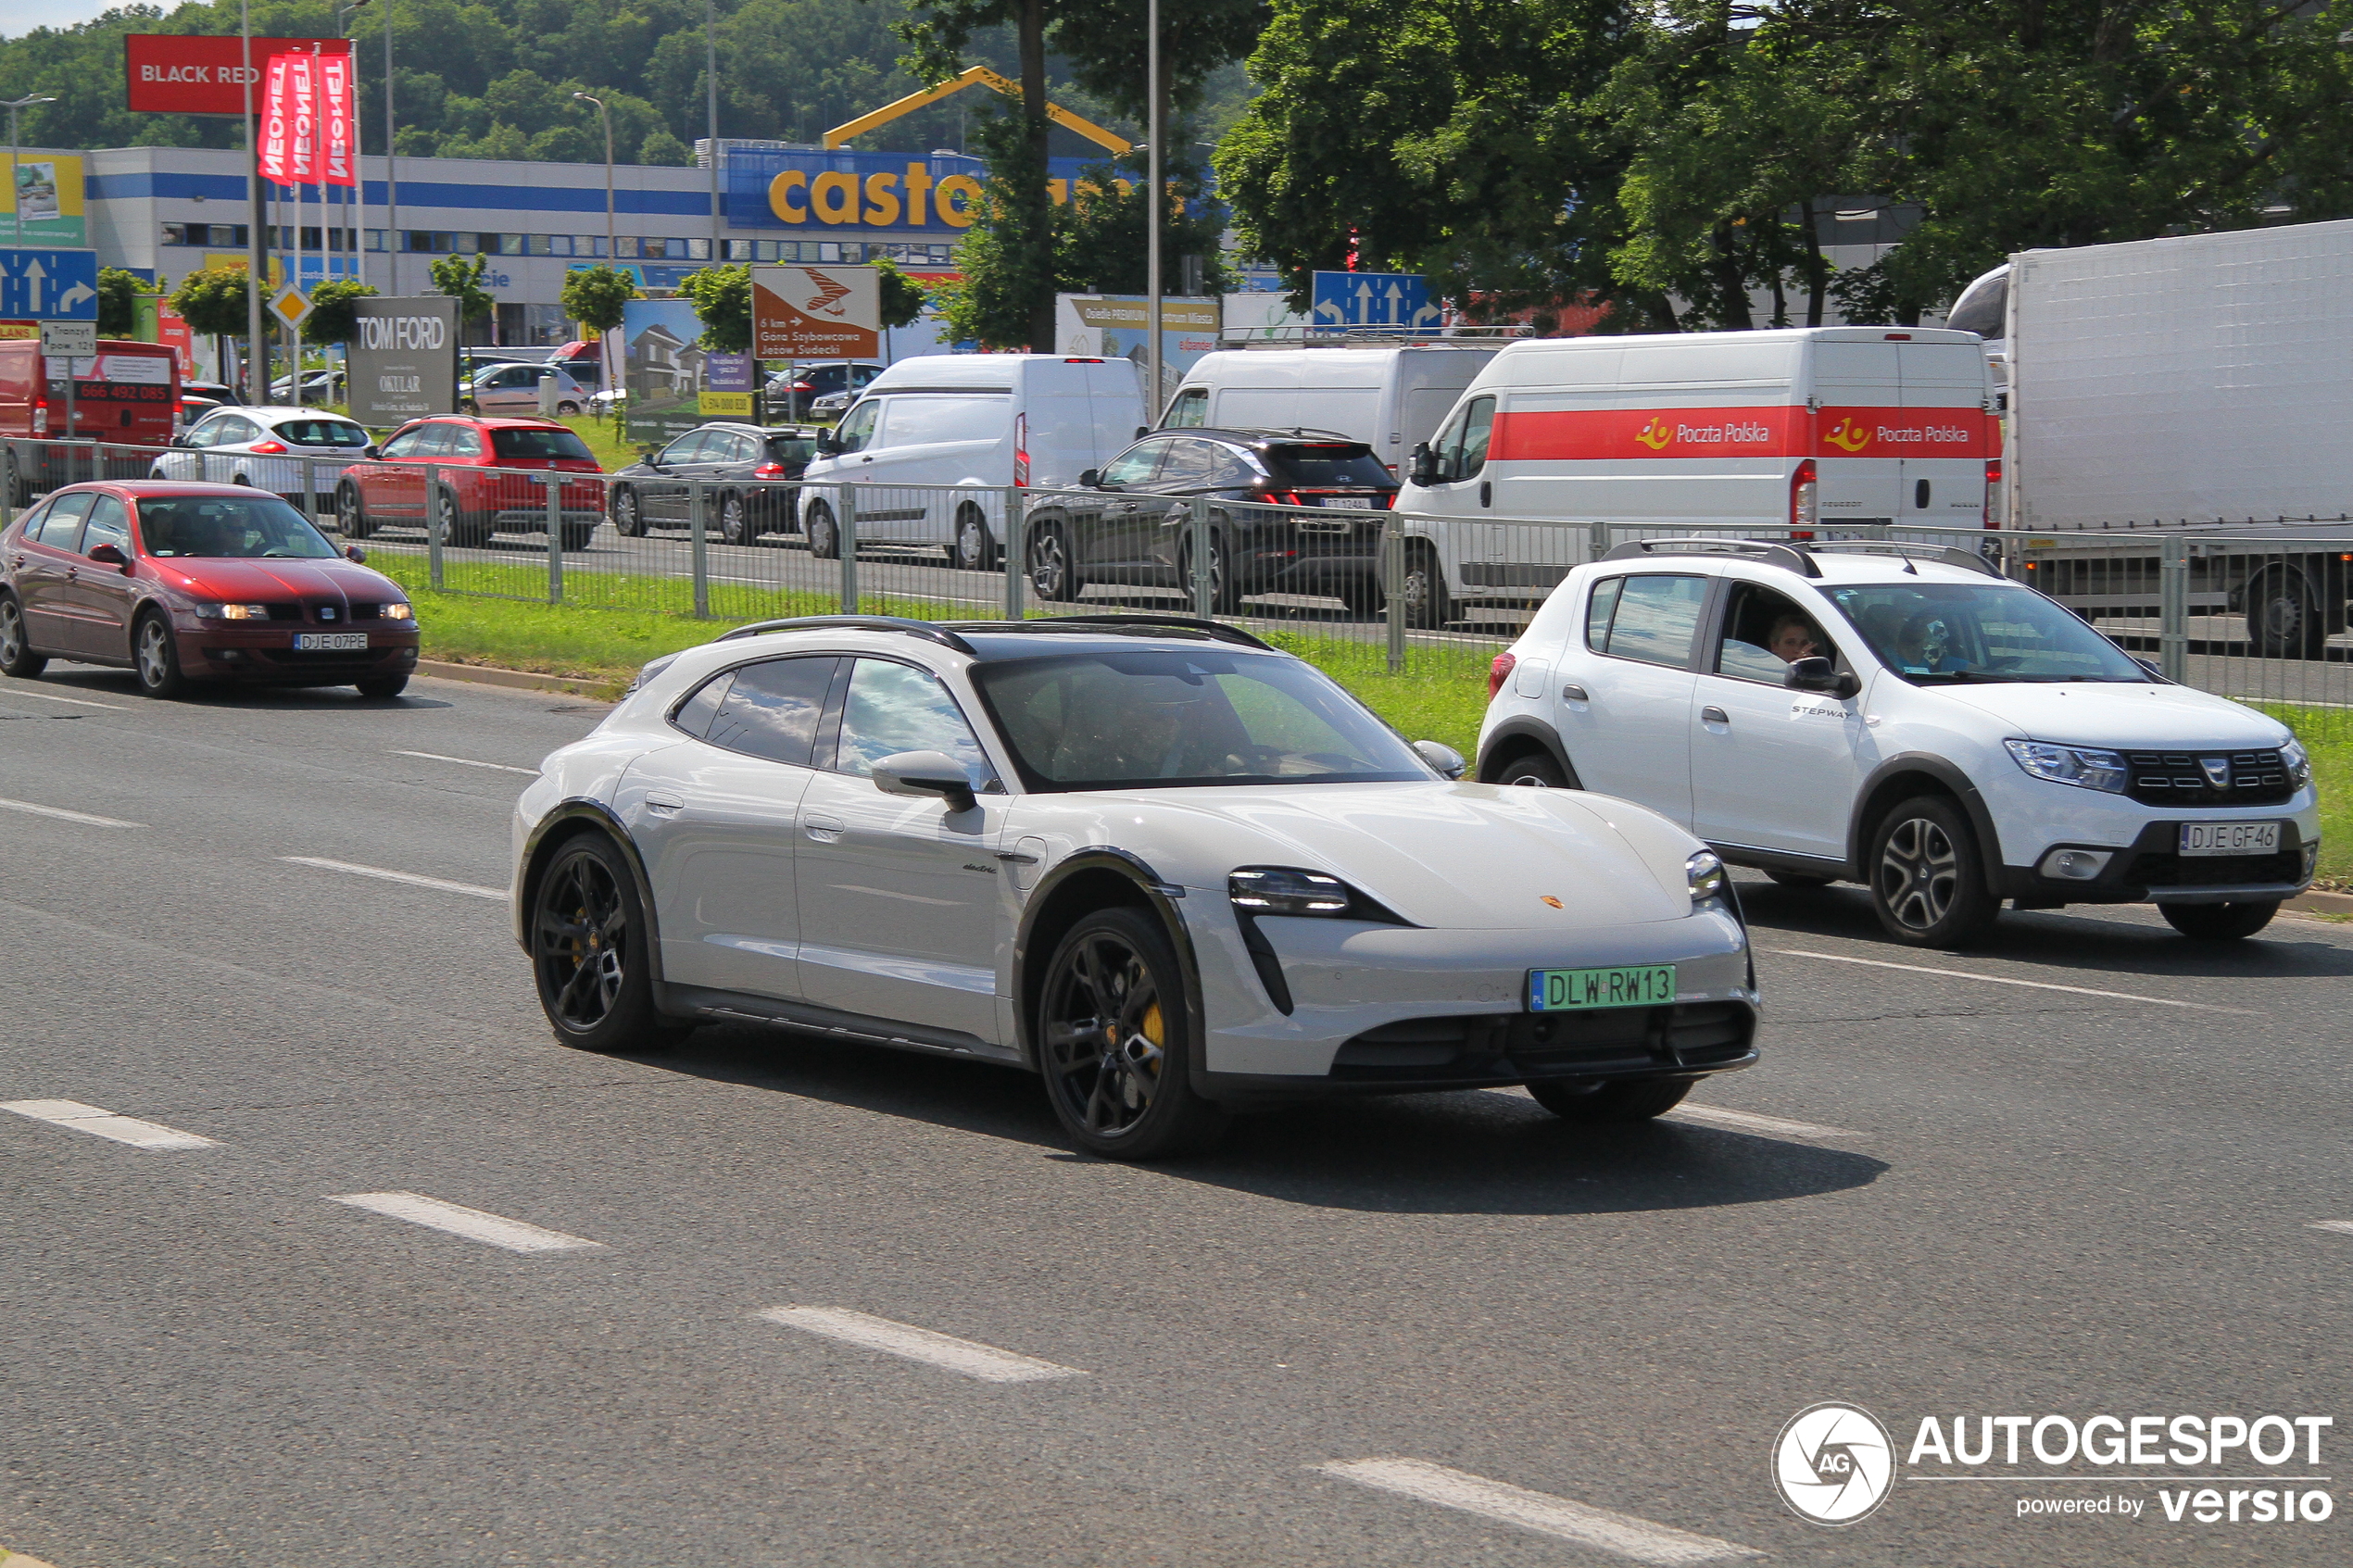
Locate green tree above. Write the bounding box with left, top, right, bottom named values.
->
left=560, top=263, right=638, bottom=336
left=95, top=268, right=161, bottom=339
left=1053, top=153, right=1233, bottom=296
left=170, top=266, right=254, bottom=386
left=304, top=280, right=382, bottom=345
left=678, top=263, right=752, bottom=352
left=429, top=254, right=497, bottom=345
left=874, top=257, right=930, bottom=330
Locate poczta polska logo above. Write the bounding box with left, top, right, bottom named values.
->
left=1774, top=1402, right=1896, bottom=1524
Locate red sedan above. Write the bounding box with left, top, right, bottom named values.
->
left=0, top=481, right=421, bottom=699
left=332, top=415, right=606, bottom=550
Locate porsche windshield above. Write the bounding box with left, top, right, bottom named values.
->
left=973, top=648, right=1431, bottom=790
left=1824, top=582, right=2148, bottom=684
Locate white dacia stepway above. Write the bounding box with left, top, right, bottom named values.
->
left=1475, top=539, right=2320, bottom=946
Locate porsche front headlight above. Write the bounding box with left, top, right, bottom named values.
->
left=1229, top=866, right=1353, bottom=915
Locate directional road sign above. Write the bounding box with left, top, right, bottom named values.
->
left=0, top=247, right=100, bottom=321
left=39, top=320, right=97, bottom=358
left=1309, top=270, right=1440, bottom=331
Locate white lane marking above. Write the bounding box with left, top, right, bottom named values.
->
left=1764, top=947, right=2259, bottom=1016
left=2311, top=1221, right=2353, bottom=1238
left=328, top=1191, right=602, bottom=1253
left=1316, top=1459, right=1760, bottom=1565
left=757, top=1306, right=1085, bottom=1384
left=3, top=1098, right=218, bottom=1149
left=391, top=749, right=539, bottom=776
left=281, top=856, right=507, bottom=900
left=0, top=796, right=146, bottom=829
left=0, top=685, right=129, bottom=710
left=1668, top=1103, right=1864, bottom=1141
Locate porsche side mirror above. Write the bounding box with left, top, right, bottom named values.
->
left=345, top=545, right=368, bottom=563
left=870, top=750, right=978, bottom=812
left=86, top=542, right=130, bottom=569
left=1407, top=443, right=1439, bottom=486
left=1077, top=469, right=1101, bottom=489
left=1412, top=739, right=1466, bottom=779
left=1786, top=656, right=1861, bottom=699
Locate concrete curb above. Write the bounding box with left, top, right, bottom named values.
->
left=2286, top=888, right=2353, bottom=917
left=415, top=659, right=617, bottom=700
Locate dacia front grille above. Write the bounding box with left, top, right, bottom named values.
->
left=2124, top=748, right=2292, bottom=808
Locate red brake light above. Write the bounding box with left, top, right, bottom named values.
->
left=1883, top=332, right=1912, bottom=341
left=249, top=439, right=288, bottom=454
left=753, top=461, right=787, bottom=477
left=1254, top=490, right=1304, bottom=507
left=1487, top=652, right=1517, bottom=702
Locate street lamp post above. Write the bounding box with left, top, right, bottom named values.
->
left=336, top=0, right=371, bottom=289
left=575, top=92, right=616, bottom=397
left=1145, top=0, right=1162, bottom=423
left=243, top=0, right=269, bottom=403
left=706, top=0, right=722, bottom=264
left=5, top=94, right=57, bottom=246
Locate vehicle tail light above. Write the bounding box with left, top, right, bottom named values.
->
left=1063, top=357, right=1104, bottom=363
left=31, top=393, right=47, bottom=435
left=1013, top=412, right=1029, bottom=488
left=1789, top=458, right=1818, bottom=536
left=753, top=461, right=787, bottom=477
left=249, top=439, right=288, bottom=454
left=1487, top=652, right=1517, bottom=702
left=1253, top=490, right=1304, bottom=507
left=1983, top=458, right=2002, bottom=527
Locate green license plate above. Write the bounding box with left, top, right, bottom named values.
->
left=1528, top=964, right=1678, bottom=1012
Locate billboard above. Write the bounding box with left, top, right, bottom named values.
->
left=1054, top=295, right=1218, bottom=407
left=623, top=298, right=715, bottom=446
left=751, top=265, right=881, bottom=359
left=346, top=295, right=459, bottom=425
left=123, top=35, right=352, bottom=117
left=2, top=153, right=86, bottom=248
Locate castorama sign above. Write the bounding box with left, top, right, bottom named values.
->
left=724, top=148, right=1132, bottom=237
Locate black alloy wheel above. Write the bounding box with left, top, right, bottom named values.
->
left=718, top=492, right=750, bottom=546
left=1037, top=908, right=1226, bottom=1159
left=954, top=506, right=998, bottom=572
left=1526, top=1076, right=1693, bottom=1122
left=0, top=596, right=46, bottom=678
left=612, top=486, right=648, bottom=537
left=1495, top=753, right=1568, bottom=789
left=556, top=400, right=580, bottom=416
left=532, top=834, right=675, bottom=1052
left=1177, top=529, right=1242, bottom=615
left=3, top=448, right=24, bottom=508
left=1869, top=795, right=1998, bottom=946
left=804, top=501, right=841, bottom=559
left=2160, top=900, right=2281, bottom=941
left=1026, top=519, right=1079, bottom=601
left=335, top=483, right=375, bottom=539
left=133, top=611, right=189, bottom=699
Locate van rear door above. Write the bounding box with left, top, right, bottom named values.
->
left=1810, top=340, right=1903, bottom=528
left=1895, top=342, right=1994, bottom=526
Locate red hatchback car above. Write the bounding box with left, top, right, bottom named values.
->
left=0, top=481, right=421, bottom=699
left=333, top=415, right=606, bottom=550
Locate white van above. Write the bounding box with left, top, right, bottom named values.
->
left=1160, top=345, right=1497, bottom=476
left=1392, top=327, right=2000, bottom=627
left=799, top=354, right=1145, bottom=571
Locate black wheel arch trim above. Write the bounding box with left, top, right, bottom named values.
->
left=515, top=799, right=666, bottom=988
left=1012, top=847, right=1206, bottom=1087
left=1474, top=718, right=1582, bottom=787
left=1845, top=753, right=2003, bottom=888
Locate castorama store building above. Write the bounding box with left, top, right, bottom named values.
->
left=81, top=139, right=1123, bottom=346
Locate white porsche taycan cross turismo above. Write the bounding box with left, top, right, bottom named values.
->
left=511, top=615, right=1760, bottom=1158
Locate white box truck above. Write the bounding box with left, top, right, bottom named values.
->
left=1994, top=220, right=2353, bottom=657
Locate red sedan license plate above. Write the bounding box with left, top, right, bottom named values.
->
left=295, top=633, right=370, bottom=652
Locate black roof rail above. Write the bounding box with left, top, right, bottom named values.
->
left=714, top=615, right=977, bottom=655
left=1804, top=539, right=2003, bottom=578
left=945, top=614, right=1277, bottom=650
left=1599, top=537, right=1820, bottom=578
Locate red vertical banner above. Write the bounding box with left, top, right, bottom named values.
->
left=319, top=52, right=356, bottom=186
left=286, top=51, right=320, bottom=182
left=258, top=53, right=294, bottom=183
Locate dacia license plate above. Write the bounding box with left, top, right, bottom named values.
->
left=1528, top=964, right=1677, bottom=1012
left=295, top=632, right=369, bottom=652
left=2179, top=821, right=2280, bottom=857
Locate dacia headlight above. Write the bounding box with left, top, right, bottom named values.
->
left=2282, top=735, right=2312, bottom=793
left=1687, top=848, right=1728, bottom=906
left=2005, top=739, right=2129, bottom=794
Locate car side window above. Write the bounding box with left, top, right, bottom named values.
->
left=1584, top=576, right=1625, bottom=651
left=723, top=433, right=760, bottom=463
left=1448, top=395, right=1496, bottom=481
left=834, top=659, right=990, bottom=784
left=82, top=495, right=132, bottom=556
left=669, top=671, right=733, bottom=739
left=212, top=416, right=255, bottom=445
left=1591, top=573, right=1708, bottom=668
left=1156, top=439, right=1215, bottom=489
left=834, top=399, right=880, bottom=454
left=1207, top=445, right=1260, bottom=488
left=1164, top=388, right=1207, bottom=428
left=188, top=416, right=232, bottom=447
left=703, top=656, right=838, bottom=766
left=1714, top=582, right=1831, bottom=683
left=410, top=425, right=454, bottom=458
left=32, top=493, right=94, bottom=550
left=378, top=427, right=426, bottom=459
left=1099, top=440, right=1169, bottom=488
left=445, top=425, right=485, bottom=458
left=656, top=433, right=702, bottom=465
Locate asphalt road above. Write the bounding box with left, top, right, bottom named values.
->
left=1, top=663, right=2347, bottom=1568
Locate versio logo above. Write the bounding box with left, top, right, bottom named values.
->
left=1775, top=1402, right=1895, bottom=1524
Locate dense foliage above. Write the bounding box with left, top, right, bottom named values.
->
left=96, top=267, right=163, bottom=338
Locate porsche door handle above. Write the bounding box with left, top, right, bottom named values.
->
left=804, top=815, right=846, bottom=843
left=1700, top=706, right=1730, bottom=724
left=644, top=793, right=684, bottom=814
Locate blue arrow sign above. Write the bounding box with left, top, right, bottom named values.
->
left=1309, top=270, right=1439, bottom=330
left=0, top=247, right=100, bottom=321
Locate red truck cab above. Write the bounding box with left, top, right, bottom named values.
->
left=0, top=337, right=182, bottom=506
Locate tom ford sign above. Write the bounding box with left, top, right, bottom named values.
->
left=347, top=296, right=459, bottom=424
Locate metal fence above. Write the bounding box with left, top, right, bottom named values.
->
left=5, top=436, right=2347, bottom=742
